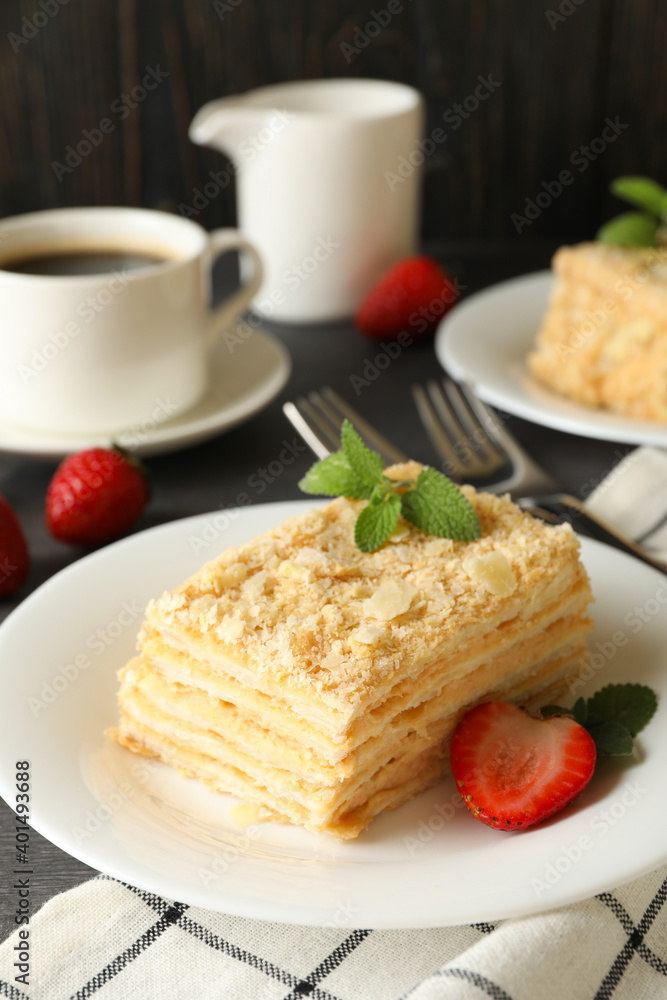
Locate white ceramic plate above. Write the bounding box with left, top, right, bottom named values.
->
left=436, top=271, right=667, bottom=446
left=0, top=327, right=290, bottom=460
left=0, top=500, right=664, bottom=929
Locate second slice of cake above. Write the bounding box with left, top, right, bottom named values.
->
left=528, top=242, right=667, bottom=421
left=111, top=472, right=593, bottom=839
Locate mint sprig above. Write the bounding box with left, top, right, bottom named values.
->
left=400, top=467, right=482, bottom=542
left=597, top=175, right=667, bottom=247
left=540, top=683, right=657, bottom=756
left=610, top=177, right=667, bottom=217
left=298, top=420, right=481, bottom=552
left=354, top=492, right=401, bottom=551
left=597, top=212, right=659, bottom=248
left=299, top=451, right=375, bottom=500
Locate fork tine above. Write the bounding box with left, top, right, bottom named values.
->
left=411, top=384, right=465, bottom=478
left=456, top=382, right=559, bottom=493
left=281, top=399, right=338, bottom=459
left=319, top=387, right=408, bottom=465
left=283, top=388, right=408, bottom=466
left=426, top=380, right=476, bottom=464
left=456, top=383, right=520, bottom=461
left=439, top=378, right=508, bottom=466
left=300, top=396, right=344, bottom=451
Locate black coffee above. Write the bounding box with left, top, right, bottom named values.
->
left=1, top=249, right=169, bottom=276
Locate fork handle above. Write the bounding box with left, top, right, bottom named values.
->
left=523, top=493, right=667, bottom=576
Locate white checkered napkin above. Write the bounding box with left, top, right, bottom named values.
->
left=1, top=867, right=667, bottom=1000
left=585, top=446, right=667, bottom=560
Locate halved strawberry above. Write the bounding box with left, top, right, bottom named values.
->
left=450, top=702, right=596, bottom=831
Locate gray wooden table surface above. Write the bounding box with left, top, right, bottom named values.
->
left=0, top=241, right=632, bottom=943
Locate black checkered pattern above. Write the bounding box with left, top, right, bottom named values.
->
left=1, top=870, right=667, bottom=999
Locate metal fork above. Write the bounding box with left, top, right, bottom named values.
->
left=412, top=377, right=667, bottom=574
left=412, top=378, right=558, bottom=497
left=283, top=383, right=667, bottom=575
left=283, top=387, right=408, bottom=465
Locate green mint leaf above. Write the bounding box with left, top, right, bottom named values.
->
left=341, top=420, right=385, bottom=488
left=588, top=720, right=634, bottom=756
left=368, top=482, right=391, bottom=505
left=611, top=176, right=666, bottom=216
left=596, top=211, right=658, bottom=247
left=298, top=452, right=372, bottom=500
left=354, top=493, right=401, bottom=552
left=586, top=683, right=657, bottom=737
left=539, top=704, right=570, bottom=719
left=539, top=698, right=587, bottom=724
left=572, top=697, right=588, bottom=726
left=400, top=467, right=481, bottom=541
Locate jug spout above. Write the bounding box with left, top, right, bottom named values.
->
left=189, top=98, right=267, bottom=159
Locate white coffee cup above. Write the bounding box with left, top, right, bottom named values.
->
left=189, top=78, right=424, bottom=323
left=0, top=207, right=262, bottom=435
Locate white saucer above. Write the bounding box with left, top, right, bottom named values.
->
left=0, top=327, right=291, bottom=460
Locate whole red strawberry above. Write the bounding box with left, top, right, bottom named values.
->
left=355, top=255, right=459, bottom=340
left=46, top=448, right=149, bottom=546
left=450, top=701, right=596, bottom=831
left=0, top=496, right=29, bottom=598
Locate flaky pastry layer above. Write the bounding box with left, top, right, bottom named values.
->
left=111, top=482, right=594, bottom=838
left=528, top=242, right=667, bottom=421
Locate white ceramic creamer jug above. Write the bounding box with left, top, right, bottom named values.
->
left=189, top=78, right=424, bottom=323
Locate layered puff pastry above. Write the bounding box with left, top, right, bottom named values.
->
left=110, top=477, right=593, bottom=839
left=528, top=243, right=667, bottom=421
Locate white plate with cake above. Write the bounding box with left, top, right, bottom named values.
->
left=437, top=245, right=667, bottom=446
left=0, top=499, right=664, bottom=928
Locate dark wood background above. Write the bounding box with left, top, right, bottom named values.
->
left=0, top=0, right=666, bottom=241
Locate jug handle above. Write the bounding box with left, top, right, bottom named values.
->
left=203, top=229, right=263, bottom=350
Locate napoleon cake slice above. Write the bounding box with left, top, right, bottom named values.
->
left=111, top=479, right=593, bottom=839
left=528, top=242, right=667, bottom=421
